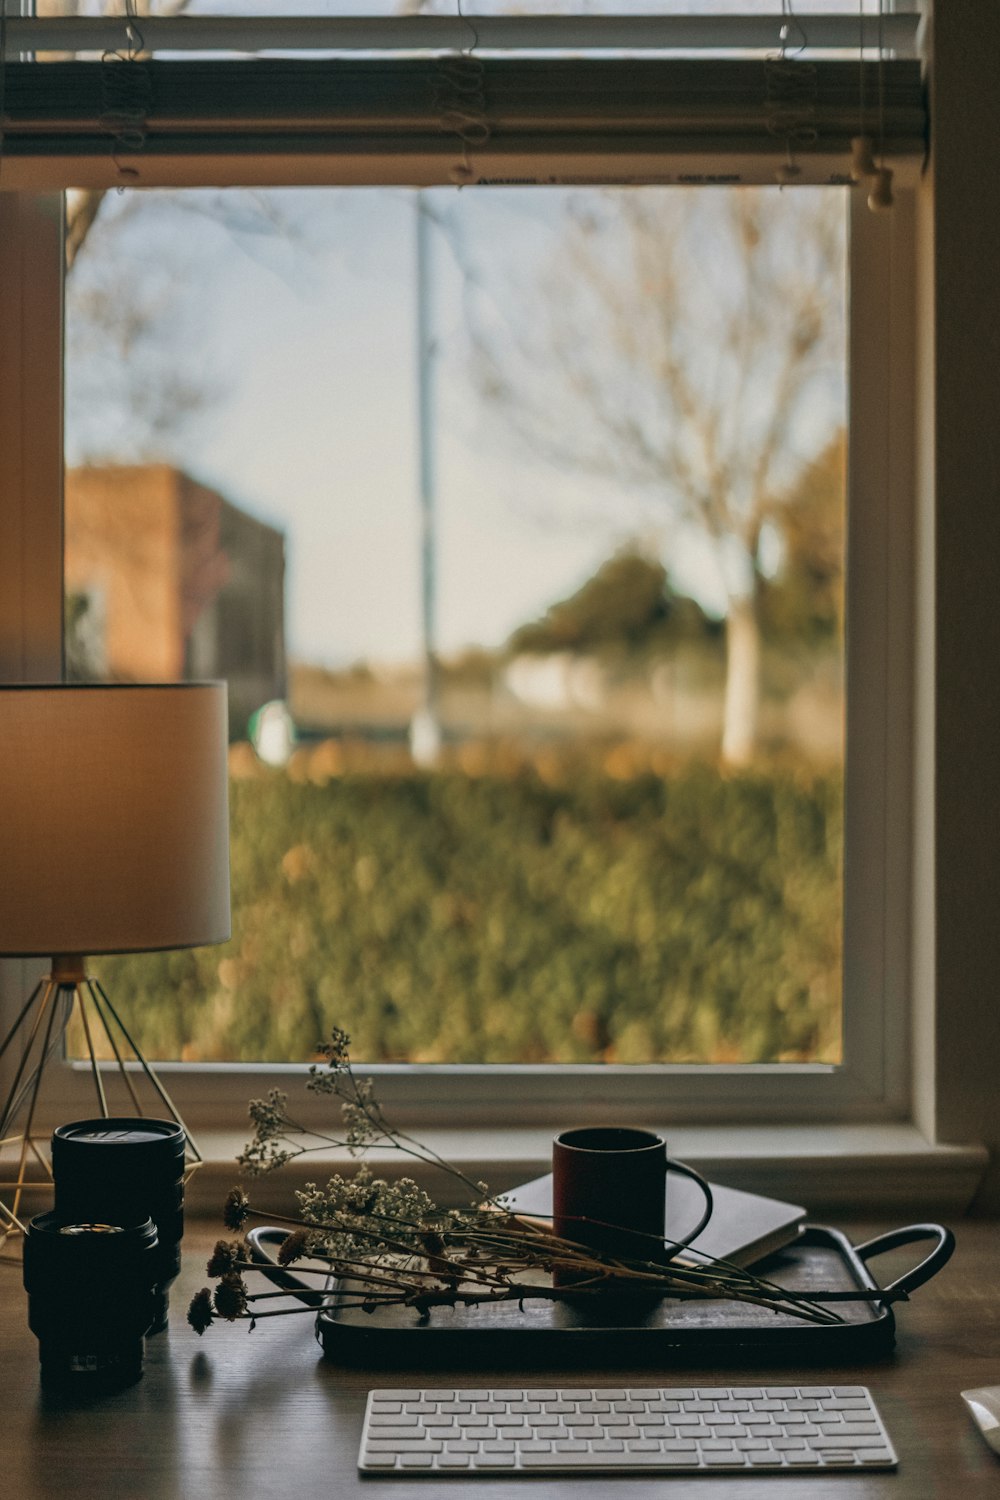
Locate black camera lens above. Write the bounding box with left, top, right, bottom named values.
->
left=23, top=1212, right=159, bottom=1392
left=51, top=1118, right=186, bottom=1333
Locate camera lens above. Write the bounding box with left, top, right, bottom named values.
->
left=23, top=1212, right=159, bottom=1392
left=51, top=1118, right=186, bottom=1332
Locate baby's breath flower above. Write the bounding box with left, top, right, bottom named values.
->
left=323, top=1027, right=352, bottom=1065
left=213, top=1273, right=249, bottom=1321
left=222, top=1188, right=251, bottom=1231
left=187, top=1288, right=215, bottom=1335
left=190, top=1030, right=842, bottom=1342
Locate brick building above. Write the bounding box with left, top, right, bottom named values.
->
left=65, top=464, right=286, bottom=738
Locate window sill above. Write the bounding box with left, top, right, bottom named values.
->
left=184, top=1122, right=987, bottom=1221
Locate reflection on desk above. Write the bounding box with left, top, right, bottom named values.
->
left=0, top=1219, right=998, bottom=1499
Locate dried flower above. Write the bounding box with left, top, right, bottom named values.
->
left=195, top=1033, right=848, bottom=1340
left=213, top=1273, right=249, bottom=1321
left=319, top=1027, right=352, bottom=1067
left=222, top=1188, right=251, bottom=1231
left=207, top=1239, right=247, bottom=1277
left=187, top=1288, right=215, bottom=1335
left=277, top=1228, right=311, bottom=1266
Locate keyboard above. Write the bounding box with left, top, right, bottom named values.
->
left=358, top=1383, right=898, bottom=1474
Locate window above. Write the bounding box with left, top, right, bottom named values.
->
left=0, top=23, right=954, bottom=1172
left=63, top=183, right=848, bottom=1074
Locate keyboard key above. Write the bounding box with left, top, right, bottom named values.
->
left=808, top=1432, right=891, bottom=1449
left=522, top=1451, right=679, bottom=1468
left=365, top=1440, right=442, bottom=1454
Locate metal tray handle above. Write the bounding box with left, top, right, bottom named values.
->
left=853, top=1222, right=955, bottom=1299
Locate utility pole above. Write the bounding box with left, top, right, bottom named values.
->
left=409, top=190, right=443, bottom=768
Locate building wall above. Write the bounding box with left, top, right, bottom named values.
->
left=65, top=465, right=183, bottom=680
left=64, top=464, right=286, bottom=736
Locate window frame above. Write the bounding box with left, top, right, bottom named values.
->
left=0, top=178, right=919, bottom=1139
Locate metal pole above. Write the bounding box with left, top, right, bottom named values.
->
left=409, top=191, right=442, bottom=768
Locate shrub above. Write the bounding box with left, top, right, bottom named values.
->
left=92, top=759, right=841, bottom=1065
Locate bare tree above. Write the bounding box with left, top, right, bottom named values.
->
left=464, top=188, right=846, bottom=765
left=35, top=0, right=195, bottom=270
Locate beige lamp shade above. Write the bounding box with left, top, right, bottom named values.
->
left=0, top=682, right=231, bottom=956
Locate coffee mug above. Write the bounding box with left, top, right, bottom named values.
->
left=552, top=1126, right=713, bottom=1269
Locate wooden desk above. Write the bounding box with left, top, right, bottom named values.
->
left=1, top=1217, right=998, bottom=1499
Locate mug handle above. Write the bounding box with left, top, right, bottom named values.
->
left=664, top=1157, right=714, bottom=1258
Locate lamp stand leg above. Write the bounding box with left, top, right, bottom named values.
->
left=0, top=969, right=201, bottom=1252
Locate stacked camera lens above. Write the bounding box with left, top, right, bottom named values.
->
left=23, top=1213, right=160, bottom=1392
left=51, top=1118, right=187, bottom=1333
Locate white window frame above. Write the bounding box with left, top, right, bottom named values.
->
left=0, top=180, right=918, bottom=1138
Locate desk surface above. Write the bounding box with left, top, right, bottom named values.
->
left=1, top=1217, right=998, bottom=1500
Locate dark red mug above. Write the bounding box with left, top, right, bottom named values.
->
left=552, top=1126, right=712, bottom=1271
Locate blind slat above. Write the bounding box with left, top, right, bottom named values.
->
left=1, top=59, right=926, bottom=189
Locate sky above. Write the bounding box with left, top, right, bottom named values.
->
left=65, top=184, right=845, bottom=670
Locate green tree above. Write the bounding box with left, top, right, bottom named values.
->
left=508, top=544, right=716, bottom=657
left=759, top=433, right=846, bottom=648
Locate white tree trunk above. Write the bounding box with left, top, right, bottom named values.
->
left=721, top=595, right=760, bottom=767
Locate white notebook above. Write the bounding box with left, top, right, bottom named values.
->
left=499, top=1172, right=805, bottom=1269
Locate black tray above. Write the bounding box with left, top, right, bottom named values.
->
left=247, top=1221, right=953, bottom=1368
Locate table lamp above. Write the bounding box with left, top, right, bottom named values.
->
left=0, top=682, right=231, bottom=1240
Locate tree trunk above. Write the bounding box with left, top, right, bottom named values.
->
left=721, top=594, right=760, bottom=767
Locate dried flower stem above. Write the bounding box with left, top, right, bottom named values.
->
left=190, top=1029, right=852, bottom=1337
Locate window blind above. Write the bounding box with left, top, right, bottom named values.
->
left=1, top=58, right=925, bottom=189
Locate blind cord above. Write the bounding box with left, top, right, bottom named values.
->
left=766, top=2, right=816, bottom=187
left=0, top=6, right=8, bottom=189
left=100, top=1, right=151, bottom=186
left=433, top=0, right=489, bottom=188
left=868, top=0, right=894, bottom=209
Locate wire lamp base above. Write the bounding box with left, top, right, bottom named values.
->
left=0, top=956, right=201, bottom=1247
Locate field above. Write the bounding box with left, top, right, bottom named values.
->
left=91, top=747, right=843, bottom=1067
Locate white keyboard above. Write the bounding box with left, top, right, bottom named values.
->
left=358, top=1383, right=898, bottom=1474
